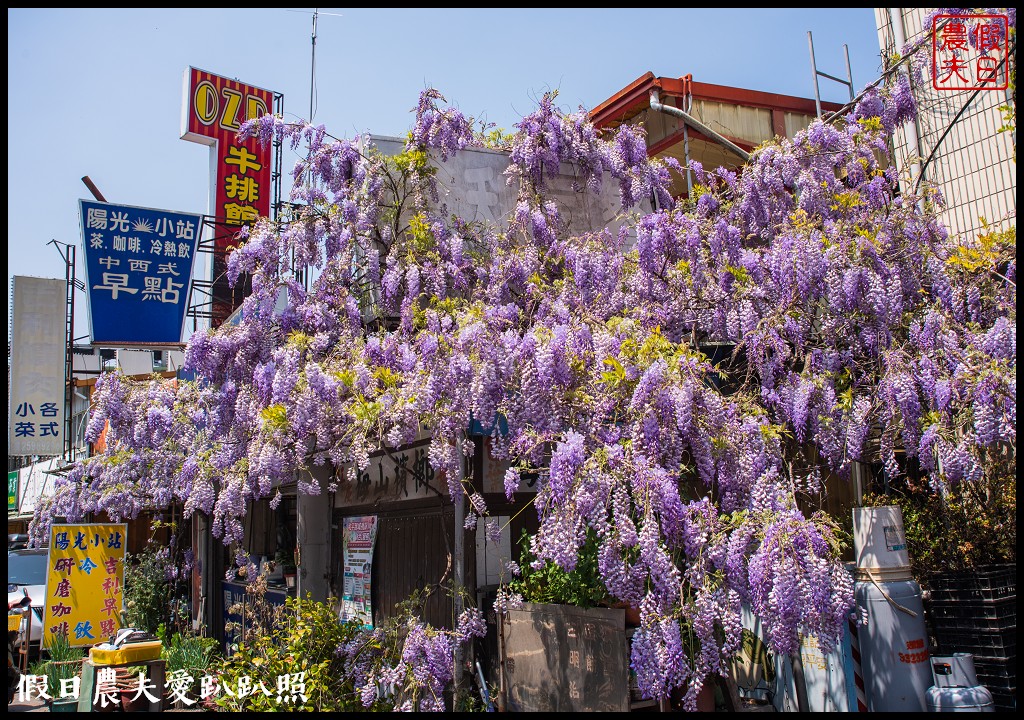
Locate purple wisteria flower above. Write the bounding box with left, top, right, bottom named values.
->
left=33, top=68, right=1015, bottom=710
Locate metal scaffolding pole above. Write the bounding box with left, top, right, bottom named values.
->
left=808, top=30, right=855, bottom=118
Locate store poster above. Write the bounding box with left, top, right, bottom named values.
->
left=341, top=515, right=378, bottom=628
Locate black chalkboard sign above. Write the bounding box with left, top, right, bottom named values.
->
left=500, top=602, right=629, bottom=712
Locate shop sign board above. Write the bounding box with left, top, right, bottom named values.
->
left=43, top=523, right=127, bottom=648
left=80, top=200, right=201, bottom=345
left=9, top=276, right=67, bottom=456
left=181, top=67, right=276, bottom=327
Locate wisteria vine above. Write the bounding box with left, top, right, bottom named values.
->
left=33, top=23, right=1015, bottom=709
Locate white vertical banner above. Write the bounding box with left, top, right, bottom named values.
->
left=9, top=276, right=67, bottom=456
left=341, top=515, right=378, bottom=628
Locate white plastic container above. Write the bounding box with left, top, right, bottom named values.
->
left=852, top=505, right=911, bottom=577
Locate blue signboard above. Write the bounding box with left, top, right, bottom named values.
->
left=80, top=200, right=202, bottom=345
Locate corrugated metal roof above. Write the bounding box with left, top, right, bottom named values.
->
left=591, top=72, right=842, bottom=199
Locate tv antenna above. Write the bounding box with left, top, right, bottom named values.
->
left=287, top=8, right=343, bottom=123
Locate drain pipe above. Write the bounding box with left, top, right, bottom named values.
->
left=650, top=89, right=750, bottom=163
left=888, top=7, right=924, bottom=190
left=453, top=484, right=466, bottom=697
left=681, top=91, right=694, bottom=199
left=682, top=122, right=693, bottom=200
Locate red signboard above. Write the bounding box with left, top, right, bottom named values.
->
left=181, top=67, right=275, bottom=326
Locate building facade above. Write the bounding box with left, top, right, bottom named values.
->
left=875, top=8, right=1016, bottom=241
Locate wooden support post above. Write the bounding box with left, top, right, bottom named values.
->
left=720, top=667, right=745, bottom=712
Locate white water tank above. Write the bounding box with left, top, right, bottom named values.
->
left=852, top=504, right=911, bottom=577
left=853, top=505, right=933, bottom=712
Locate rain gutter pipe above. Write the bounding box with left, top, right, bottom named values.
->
left=649, top=89, right=750, bottom=163
left=888, top=8, right=924, bottom=189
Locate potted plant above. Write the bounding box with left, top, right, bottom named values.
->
left=161, top=629, right=220, bottom=708
left=276, top=549, right=298, bottom=589
left=117, top=665, right=147, bottom=712
left=41, top=631, right=82, bottom=712
left=503, top=531, right=639, bottom=710
left=504, top=530, right=720, bottom=711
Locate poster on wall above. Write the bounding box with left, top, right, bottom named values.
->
left=341, top=515, right=378, bottom=628
left=43, top=523, right=127, bottom=648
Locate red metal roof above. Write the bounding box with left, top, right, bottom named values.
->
left=590, top=71, right=844, bottom=129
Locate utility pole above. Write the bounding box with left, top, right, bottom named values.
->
left=310, top=8, right=318, bottom=123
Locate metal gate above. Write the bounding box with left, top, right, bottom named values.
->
left=372, top=506, right=456, bottom=630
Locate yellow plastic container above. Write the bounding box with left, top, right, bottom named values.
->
left=89, top=640, right=163, bottom=666
left=8, top=614, right=22, bottom=633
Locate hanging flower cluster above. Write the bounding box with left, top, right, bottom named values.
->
left=34, top=56, right=1015, bottom=709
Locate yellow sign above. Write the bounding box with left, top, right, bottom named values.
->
left=43, top=523, right=127, bottom=648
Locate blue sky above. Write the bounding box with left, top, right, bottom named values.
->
left=7, top=8, right=884, bottom=341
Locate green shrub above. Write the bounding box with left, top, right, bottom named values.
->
left=862, top=468, right=1016, bottom=584
left=159, top=625, right=219, bottom=676
left=508, top=529, right=613, bottom=608
left=121, top=546, right=190, bottom=635
left=120, top=522, right=192, bottom=636
left=213, top=593, right=368, bottom=712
